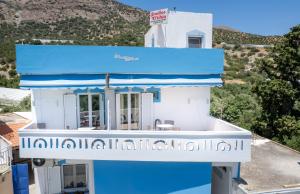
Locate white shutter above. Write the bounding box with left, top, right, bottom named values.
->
left=48, top=166, right=62, bottom=194
left=63, top=94, right=77, bottom=129
left=116, top=93, right=121, bottom=130
left=141, top=93, right=153, bottom=130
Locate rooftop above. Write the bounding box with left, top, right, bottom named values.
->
left=0, top=113, right=31, bottom=148
left=237, top=135, right=300, bottom=193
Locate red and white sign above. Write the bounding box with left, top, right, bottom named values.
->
left=150, top=9, right=168, bottom=26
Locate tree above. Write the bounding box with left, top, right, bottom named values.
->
left=252, top=25, right=300, bottom=150
left=211, top=84, right=261, bottom=130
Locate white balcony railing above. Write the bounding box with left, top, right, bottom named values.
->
left=18, top=117, right=251, bottom=162
left=0, top=136, right=12, bottom=174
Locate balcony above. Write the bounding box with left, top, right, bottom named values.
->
left=0, top=136, right=12, bottom=174
left=19, top=117, right=251, bottom=162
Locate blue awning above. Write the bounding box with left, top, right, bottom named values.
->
left=16, top=45, right=224, bottom=75
left=17, top=45, right=224, bottom=89
left=20, top=74, right=223, bottom=89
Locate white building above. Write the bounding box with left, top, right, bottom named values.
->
left=17, top=10, right=251, bottom=194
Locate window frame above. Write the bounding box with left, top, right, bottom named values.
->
left=77, top=93, right=105, bottom=128
left=187, top=36, right=203, bottom=48
left=151, top=34, right=155, bottom=47
left=61, top=164, right=88, bottom=192
left=116, top=92, right=142, bottom=130
left=186, top=29, right=206, bottom=48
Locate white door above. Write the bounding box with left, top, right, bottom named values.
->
left=48, top=166, right=62, bottom=194
left=141, top=93, right=153, bottom=130
left=116, top=93, right=141, bottom=130
left=64, top=94, right=77, bottom=129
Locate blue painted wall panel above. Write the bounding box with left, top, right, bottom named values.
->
left=16, top=45, right=224, bottom=75
left=93, top=161, right=211, bottom=194
left=12, top=164, right=29, bottom=194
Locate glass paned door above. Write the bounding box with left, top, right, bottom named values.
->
left=79, top=95, right=89, bottom=127
left=63, top=165, right=74, bottom=189
left=75, top=164, right=87, bottom=188
left=63, top=164, right=87, bottom=191
left=118, top=93, right=140, bottom=130
left=79, top=93, right=103, bottom=129
left=131, top=93, right=140, bottom=130
left=92, top=94, right=100, bottom=128
left=120, top=94, right=128, bottom=130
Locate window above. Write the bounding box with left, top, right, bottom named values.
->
left=63, top=164, right=87, bottom=191
left=117, top=93, right=141, bottom=130
left=188, top=37, right=202, bottom=48
left=147, top=88, right=161, bottom=103
left=78, top=93, right=104, bottom=129
left=151, top=36, right=155, bottom=47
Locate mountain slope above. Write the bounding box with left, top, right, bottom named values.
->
left=0, top=0, right=149, bottom=45
left=213, top=28, right=282, bottom=45
left=1, top=0, right=282, bottom=45
left=0, top=0, right=284, bottom=88
left=0, top=0, right=147, bottom=23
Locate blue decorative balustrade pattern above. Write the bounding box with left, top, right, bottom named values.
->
left=19, top=131, right=251, bottom=162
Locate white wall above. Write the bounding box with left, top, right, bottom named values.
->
left=145, top=11, right=213, bottom=48
left=32, top=87, right=211, bottom=131
left=32, top=89, right=71, bottom=129
left=34, top=160, right=94, bottom=194
left=212, top=166, right=232, bottom=194
left=153, top=87, right=211, bottom=131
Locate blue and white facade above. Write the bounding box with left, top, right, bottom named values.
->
left=17, top=11, right=251, bottom=194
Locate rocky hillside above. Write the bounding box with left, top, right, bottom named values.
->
left=1, top=0, right=282, bottom=45
left=1, top=0, right=146, bottom=23
left=213, top=28, right=282, bottom=45
left=0, top=0, right=284, bottom=88
left=0, top=0, right=149, bottom=45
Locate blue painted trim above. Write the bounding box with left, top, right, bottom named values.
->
left=20, top=83, right=223, bottom=89
left=21, top=74, right=105, bottom=81
left=20, top=85, right=105, bottom=89
left=110, top=74, right=221, bottom=79
left=110, top=82, right=223, bottom=87
left=146, top=87, right=161, bottom=103
left=21, top=74, right=221, bottom=81
left=73, top=88, right=105, bottom=94
left=20, top=82, right=223, bottom=89
left=20, top=74, right=223, bottom=89
left=17, top=45, right=224, bottom=75
left=115, top=87, right=145, bottom=93
left=89, top=88, right=105, bottom=93
left=73, top=88, right=88, bottom=94
left=93, top=161, right=212, bottom=194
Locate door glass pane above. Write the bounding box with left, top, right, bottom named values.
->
left=120, top=94, right=128, bottom=130
left=75, top=164, right=87, bottom=188
left=63, top=165, right=74, bottom=189
left=79, top=95, right=89, bottom=127
left=131, top=93, right=140, bottom=129
left=92, top=94, right=100, bottom=129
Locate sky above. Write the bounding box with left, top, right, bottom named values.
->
left=118, top=0, right=300, bottom=36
